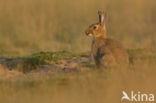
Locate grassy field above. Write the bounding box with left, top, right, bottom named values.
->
left=0, top=0, right=156, bottom=56
left=0, top=49, right=156, bottom=103
left=0, top=0, right=156, bottom=103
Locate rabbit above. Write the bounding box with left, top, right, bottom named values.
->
left=85, top=11, right=129, bottom=69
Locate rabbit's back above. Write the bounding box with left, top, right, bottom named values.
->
left=92, top=38, right=129, bottom=67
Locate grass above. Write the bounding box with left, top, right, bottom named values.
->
left=2, top=49, right=155, bottom=73
left=0, top=62, right=156, bottom=103
left=1, top=51, right=90, bottom=73
left=0, top=0, right=156, bottom=55
left=29, top=51, right=89, bottom=64
left=0, top=0, right=156, bottom=103
left=0, top=48, right=155, bottom=74
left=0, top=49, right=155, bottom=103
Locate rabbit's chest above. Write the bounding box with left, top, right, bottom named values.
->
left=91, top=42, right=98, bottom=57
left=91, top=39, right=105, bottom=60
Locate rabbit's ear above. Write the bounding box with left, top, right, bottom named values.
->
left=98, top=11, right=106, bottom=25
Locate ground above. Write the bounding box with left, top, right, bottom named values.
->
left=0, top=49, right=156, bottom=103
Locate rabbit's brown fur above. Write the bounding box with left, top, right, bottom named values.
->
left=85, top=11, right=129, bottom=68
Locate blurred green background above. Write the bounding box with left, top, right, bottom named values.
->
left=0, top=0, right=156, bottom=56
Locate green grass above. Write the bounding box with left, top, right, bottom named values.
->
left=1, top=49, right=155, bottom=73
left=29, top=51, right=89, bottom=64
left=1, top=51, right=90, bottom=73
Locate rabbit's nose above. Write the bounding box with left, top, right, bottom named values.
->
left=85, top=30, right=89, bottom=35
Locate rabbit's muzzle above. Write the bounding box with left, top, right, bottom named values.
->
left=85, top=29, right=93, bottom=37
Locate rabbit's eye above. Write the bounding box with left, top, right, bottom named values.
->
left=93, top=26, right=97, bottom=29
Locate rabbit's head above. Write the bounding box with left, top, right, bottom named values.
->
left=85, top=11, right=106, bottom=38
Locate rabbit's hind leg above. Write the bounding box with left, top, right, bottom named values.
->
left=100, top=54, right=116, bottom=69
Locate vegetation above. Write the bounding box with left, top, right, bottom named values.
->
left=0, top=0, right=156, bottom=103
left=0, top=0, right=156, bottom=56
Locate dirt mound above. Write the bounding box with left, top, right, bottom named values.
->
left=0, top=64, right=23, bottom=79
left=0, top=56, right=92, bottom=78
left=0, top=49, right=155, bottom=79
